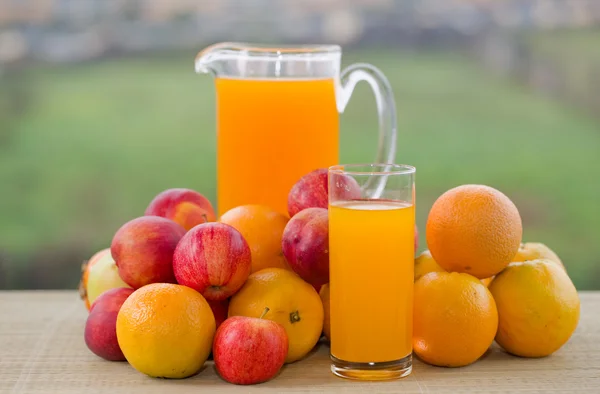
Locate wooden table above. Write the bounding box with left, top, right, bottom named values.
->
left=1, top=291, right=599, bottom=393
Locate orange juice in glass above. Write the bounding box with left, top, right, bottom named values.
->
left=194, top=43, right=399, bottom=216
left=328, top=164, right=415, bottom=380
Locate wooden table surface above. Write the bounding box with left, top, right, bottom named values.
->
left=1, top=291, right=599, bottom=393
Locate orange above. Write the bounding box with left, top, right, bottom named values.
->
left=116, top=283, right=215, bottom=378
left=319, top=283, right=330, bottom=340
left=228, top=268, right=324, bottom=363
left=426, top=184, right=522, bottom=279
left=512, top=242, right=565, bottom=270
left=489, top=259, right=580, bottom=358
left=414, top=250, right=445, bottom=281
left=413, top=272, right=498, bottom=367
left=415, top=250, right=493, bottom=286
left=220, top=205, right=290, bottom=273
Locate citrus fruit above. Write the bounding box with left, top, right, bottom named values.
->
left=489, top=259, right=580, bottom=358
left=426, top=184, right=522, bottom=279
left=414, top=250, right=445, bottom=281
left=319, top=283, right=330, bottom=340
left=228, top=268, right=324, bottom=363
left=220, top=205, right=290, bottom=273
left=414, top=250, right=493, bottom=286
left=512, top=242, right=564, bottom=269
left=116, top=283, right=216, bottom=378
left=413, top=272, right=498, bottom=367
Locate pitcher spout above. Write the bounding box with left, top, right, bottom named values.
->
left=194, top=42, right=237, bottom=74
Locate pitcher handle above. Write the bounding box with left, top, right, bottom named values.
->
left=337, top=63, right=397, bottom=196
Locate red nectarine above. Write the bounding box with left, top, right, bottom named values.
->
left=111, top=216, right=185, bottom=289
left=282, top=207, right=329, bottom=287
left=288, top=168, right=361, bottom=217
left=84, top=287, right=134, bottom=361
left=145, top=188, right=216, bottom=231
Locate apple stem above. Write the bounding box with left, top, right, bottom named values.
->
left=259, top=307, right=270, bottom=319
left=202, top=213, right=208, bottom=223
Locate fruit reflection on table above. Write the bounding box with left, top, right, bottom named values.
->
left=81, top=169, right=580, bottom=385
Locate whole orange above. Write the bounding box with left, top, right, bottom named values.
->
left=116, top=283, right=215, bottom=378
left=413, top=272, right=498, bottom=367
left=228, top=268, right=324, bottom=363
left=220, top=205, right=290, bottom=273
left=426, top=184, right=522, bottom=279
left=489, top=259, right=580, bottom=358
left=512, top=242, right=564, bottom=270
left=414, top=250, right=493, bottom=286
left=414, top=250, right=445, bottom=281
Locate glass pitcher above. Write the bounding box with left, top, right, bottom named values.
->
left=195, top=42, right=397, bottom=216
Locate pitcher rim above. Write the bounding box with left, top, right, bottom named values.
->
left=203, top=41, right=340, bottom=54
left=195, top=42, right=341, bottom=68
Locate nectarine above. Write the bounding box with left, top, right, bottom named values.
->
left=84, top=287, right=134, bottom=361
left=288, top=168, right=361, bottom=217
left=282, top=207, right=329, bottom=287
left=111, top=216, right=185, bottom=289
left=145, top=188, right=216, bottom=231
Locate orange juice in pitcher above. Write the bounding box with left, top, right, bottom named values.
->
left=195, top=43, right=398, bottom=215
left=215, top=78, right=338, bottom=215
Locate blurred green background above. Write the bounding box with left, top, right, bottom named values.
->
left=1, top=1, right=599, bottom=290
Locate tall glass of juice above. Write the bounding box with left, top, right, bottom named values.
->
left=328, top=164, right=415, bottom=380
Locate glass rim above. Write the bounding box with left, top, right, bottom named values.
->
left=329, top=163, right=416, bottom=176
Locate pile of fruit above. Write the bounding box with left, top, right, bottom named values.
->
left=81, top=169, right=333, bottom=384
left=80, top=169, right=580, bottom=385
left=414, top=184, right=580, bottom=367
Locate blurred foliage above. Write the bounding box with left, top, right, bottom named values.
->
left=0, top=42, right=599, bottom=290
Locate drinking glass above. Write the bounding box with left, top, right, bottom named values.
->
left=328, top=164, right=416, bottom=380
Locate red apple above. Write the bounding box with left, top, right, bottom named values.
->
left=287, top=168, right=361, bottom=217
left=84, top=287, right=134, bottom=361
left=282, top=207, right=329, bottom=287
left=173, top=222, right=251, bottom=301
left=209, top=299, right=230, bottom=330
left=111, top=216, right=186, bottom=289
left=213, top=310, right=288, bottom=385
left=145, top=188, right=216, bottom=231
